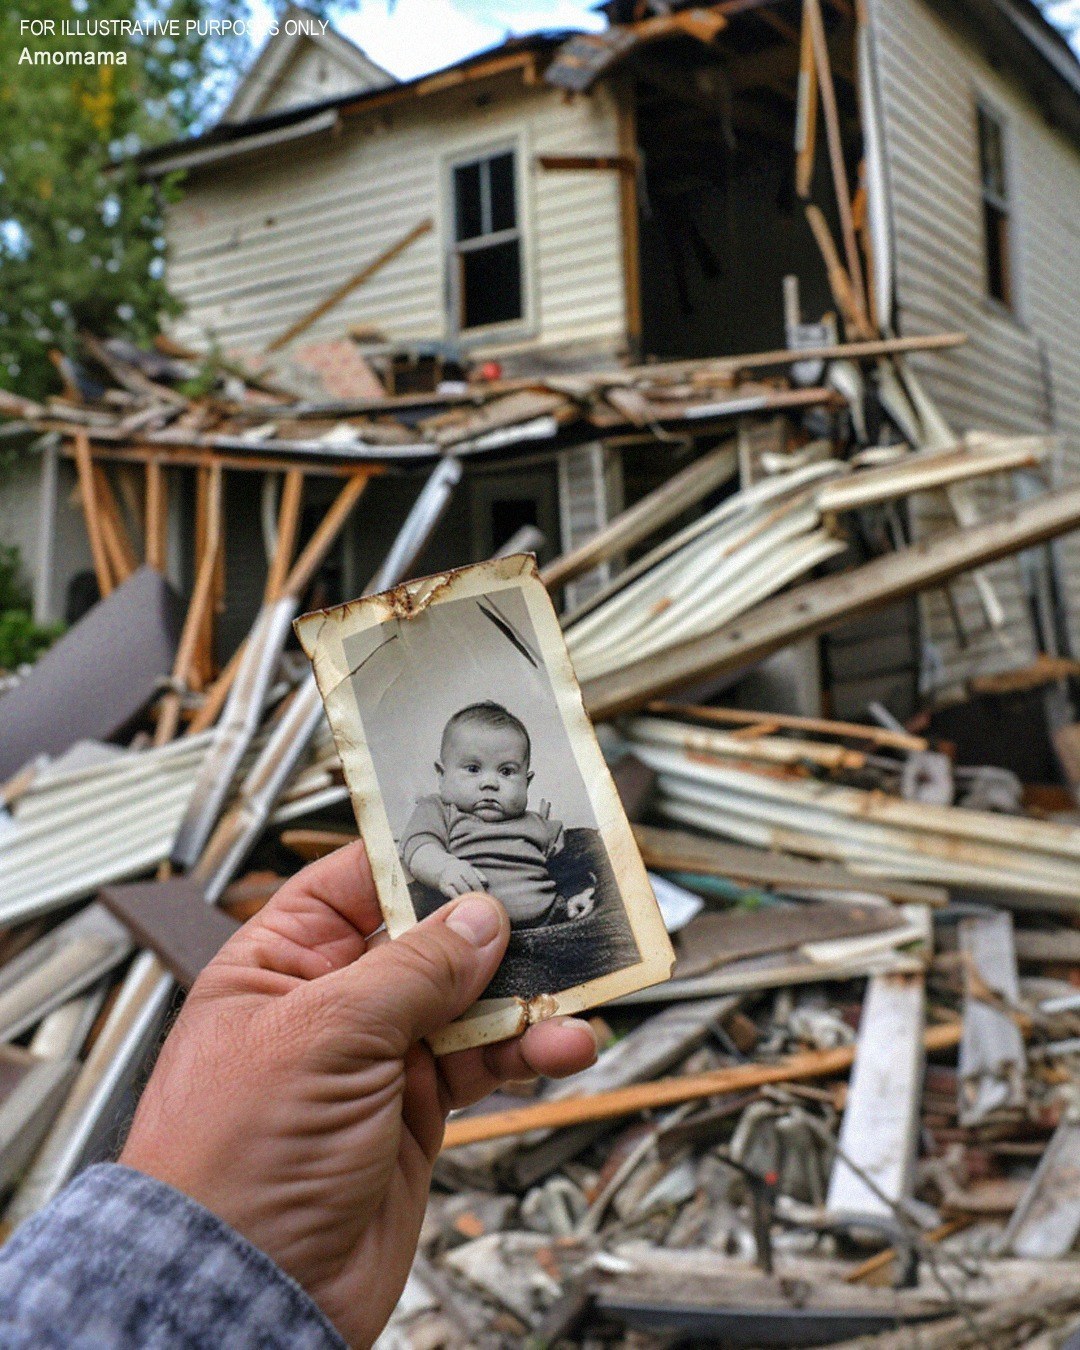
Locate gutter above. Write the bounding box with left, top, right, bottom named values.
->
left=141, top=109, right=339, bottom=178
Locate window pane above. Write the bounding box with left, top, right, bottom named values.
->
left=977, top=106, right=1007, bottom=200
left=454, top=161, right=483, bottom=241
left=461, top=238, right=523, bottom=328
left=984, top=201, right=1012, bottom=306
left=489, top=151, right=517, bottom=233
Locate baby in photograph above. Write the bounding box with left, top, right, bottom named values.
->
left=399, top=701, right=596, bottom=929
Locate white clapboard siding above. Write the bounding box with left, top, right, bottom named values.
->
left=558, top=442, right=622, bottom=611
left=164, top=76, right=626, bottom=363
left=870, top=0, right=1080, bottom=682
left=256, top=42, right=383, bottom=117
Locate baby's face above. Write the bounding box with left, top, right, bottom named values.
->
left=438, top=724, right=531, bottom=822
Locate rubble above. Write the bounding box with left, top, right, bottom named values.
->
left=3, top=318, right=1080, bottom=1348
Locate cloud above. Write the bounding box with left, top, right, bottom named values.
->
left=335, top=0, right=604, bottom=81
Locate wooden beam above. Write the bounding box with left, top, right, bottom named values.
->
left=632, top=822, right=947, bottom=905
left=582, top=482, right=1080, bottom=719
left=144, top=458, right=167, bottom=571
left=72, top=431, right=113, bottom=598
left=541, top=440, right=736, bottom=592
left=65, top=441, right=375, bottom=479
left=537, top=154, right=636, bottom=173
left=616, top=330, right=966, bottom=386
left=616, top=79, right=643, bottom=353
left=154, top=462, right=223, bottom=745
left=442, top=1021, right=961, bottom=1149
left=795, top=0, right=819, bottom=198
left=646, top=701, right=928, bottom=752
left=805, top=203, right=867, bottom=337
left=281, top=472, right=369, bottom=599
left=266, top=219, right=434, bottom=354
left=263, top=469, right=305, bottom=603
left=92, top=465, right=138, bottom=584
left=186, top=470, right=372, bottom=735
left=827, top=972, right=925, bottom=1218
left=804, top=0, right=869, bottom=331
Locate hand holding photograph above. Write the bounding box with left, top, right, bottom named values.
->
left=295, top=554, right=674, bottom=1052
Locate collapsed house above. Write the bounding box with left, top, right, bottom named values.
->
left=4, top=1, right=1080, bottom=1345
left=4, top=0, right=1080, bottom=719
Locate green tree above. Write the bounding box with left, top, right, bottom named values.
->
left=0, top=0, right=308, bottom=398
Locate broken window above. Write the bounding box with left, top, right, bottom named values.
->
left=451, top=149, right=524, bottom=330
left=977, top=104, right=1012, bottom=309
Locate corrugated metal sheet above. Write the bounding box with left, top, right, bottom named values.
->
left=871, top=0, right=1080, bottom=685
left=165, top=77, right=627, bottom=362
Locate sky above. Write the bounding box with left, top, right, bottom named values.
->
left=240, top=0, right=1078, bottom=87
left=247, top=0, right=606, bottom=82
left=240, top=0, right=1078, bottom=83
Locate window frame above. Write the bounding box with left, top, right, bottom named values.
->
left=974, top=97, right=1018, bottom=316
left=443, top=136, right=534, bottom=343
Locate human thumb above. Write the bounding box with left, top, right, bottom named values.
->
left=318, top=893, right=510, bottom=1057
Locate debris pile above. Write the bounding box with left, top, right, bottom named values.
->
left=4, top=326, right=1080, bottom=1348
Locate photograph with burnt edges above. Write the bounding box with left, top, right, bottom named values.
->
left=295, top=555, right=673, bottom=1053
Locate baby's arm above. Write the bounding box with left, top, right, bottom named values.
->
left=408, top=843, right=488, bottom=898
left=401, top=797, right=488, bottom=898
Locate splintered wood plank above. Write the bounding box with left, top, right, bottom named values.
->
left=633, top=823, right=947, bottom=906
left=442, top=1019, right=960, bottom=1151
left=582, top=483, right=1080, bottom=718
left=154, top=461, right=222, bottom=744
left=672, top=903, right=903, bottom=980
left=144, top=458, right=167, bottom=571
left=958, top=912, right=1025, bottom=1126
left=541, top=440, right=736, bottom=592
left=73, top=431, right=113, bottom=597
left=92, top=464, right=138, bottom=584
left=795, top=0, right=819, bottom=198
left=186, top=471, right=371, bottom=736
left=263, top=469, right=304, bottom=602
left=265, top=218, right=433, bottom=353
left=646, top=701, right=928, bottom=752
left=827, top=971, right=925, bottom=1220
left=804, top=0, right=869, bottom=333
left=283, top=472, right=370, bottom=598
left=1004, top=1120, right=1080, bottom=1258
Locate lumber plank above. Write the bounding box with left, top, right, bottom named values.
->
left=72, top=431, right=113, bottom=597
left=541, top=441, right=737, bottom=592
left=280, top=828, right=356, bottom=861
left=826, top=971, right=925, bottom=1218
left=186, top=471, right=370, bottom=735
left=582, top=484, right=1080, bottom=719
left=144, top=458, right=167, bottom=571
left=282, top=472, right=370, bottom=599
left=1004, top=1119, right=1080, bottom=1258
left=266, top=219, right=434, bottom=353
left=805, top=0, right=869, bottom=332
left=263, top=468, right=304, bottom=602
left=92, top=465, right=139, bottom=583
left=633, top=823, right=947, bottom=904
left=441, top=1022, right=961, bottom=1149
left=647, top=701, right=927, bottom=751
left=154, top=462, right=222, bottom=745
left=795, top=0, right=819, bottom=198
left=958, top=912, right=1025, bottom=1126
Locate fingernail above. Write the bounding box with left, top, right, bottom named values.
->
left=445, top=895, right=501, bottom=947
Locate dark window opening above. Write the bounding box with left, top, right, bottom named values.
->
left=490, top=497, right=538, bottom=553
left=452, top=150, right=523, bottom=330
left=977, top=104, right=1012, bottom=309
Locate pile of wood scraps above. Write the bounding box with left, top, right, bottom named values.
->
left=5, top=321, right=1080, bottom=1348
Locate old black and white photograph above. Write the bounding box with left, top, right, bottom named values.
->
left=296, top=555, right=674, bottom=1051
